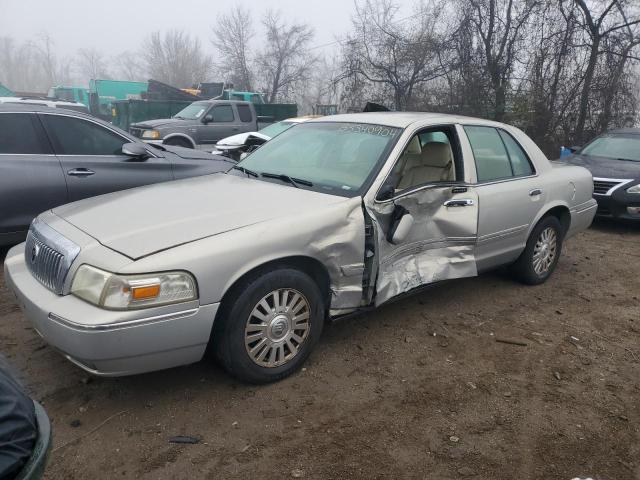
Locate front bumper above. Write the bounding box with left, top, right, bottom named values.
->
left=594, top=192, right=640, bottom=221
left=4, top=244, right=219, bottom=376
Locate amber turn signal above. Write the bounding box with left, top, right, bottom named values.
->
left=131, top=284, right=161, bottom=300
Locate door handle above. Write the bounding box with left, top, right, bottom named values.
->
left=529, top=188, right=542, bottom=196
left=67, top=168, right=95, bottom=177
left=444, top=199, right=474, bottom=207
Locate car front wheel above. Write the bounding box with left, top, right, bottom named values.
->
left=214, top=268, right=325, bottom=383
left=511, top=215, right=564, bottom=285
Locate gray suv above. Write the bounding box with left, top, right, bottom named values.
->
left=0, top=105, right=233, bottom=247
left=129, top=100, right=258, bottom=149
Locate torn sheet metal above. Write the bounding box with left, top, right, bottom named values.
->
left=367, top=186, right=478, bottom=306
left=306, top=196, right=366, bottom=312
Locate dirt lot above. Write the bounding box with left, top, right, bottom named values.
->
left=1, top=218, right=639, bottom=480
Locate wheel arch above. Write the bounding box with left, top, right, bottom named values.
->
left=528, top=202, right=571, bottom=238
left=213, top=255, right=332, bottom=326
left=162, top=133, right=196, bottom=148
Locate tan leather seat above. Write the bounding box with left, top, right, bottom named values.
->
left=398, top=141, right=454, bottom=189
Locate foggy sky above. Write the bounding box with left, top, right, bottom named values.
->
left=0, top=0, right=369, bottom=58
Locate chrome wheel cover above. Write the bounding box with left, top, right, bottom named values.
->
left=244, top=289, right=311, bottom=368
left=532, top=227, right=557, bottom=275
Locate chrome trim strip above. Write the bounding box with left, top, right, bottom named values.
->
left=477, top=224, right=528, bottom=243
left=592, top=177, right=633, bottom=196
left=48, top=307, right=199, bottom=331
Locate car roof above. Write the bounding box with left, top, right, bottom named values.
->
left=0, top=103, right=93, bottom=117
left=282, top=115, right=322, bottom=123
left=0, top=96, right=85, bottom=107
left=199, top=99, right=253, bottom=105
left=308, top=111, right=509, bottom=129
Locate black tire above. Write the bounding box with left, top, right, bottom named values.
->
left=164, top=137, right=193, bottom=149
left=213, top=268, right=325, bottom=384
left=511, top=215, right=564, bottom=285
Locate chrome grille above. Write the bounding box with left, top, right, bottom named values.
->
left=24, top=219, right=80, bottom=295
left=593, top=177, right=632, bottom=196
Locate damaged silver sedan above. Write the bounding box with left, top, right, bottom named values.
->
left=5, top=113, right=597, bottom=383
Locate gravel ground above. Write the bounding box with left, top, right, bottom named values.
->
left=1, top=218, right=639, bottom=480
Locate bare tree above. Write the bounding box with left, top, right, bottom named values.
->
left=340, top=0, right=449, bottom=110
left=211, top=6, right=254, bottom=91
left=569, top=0, right=640, bottom=142
left=141, top=30, right=213, bottom=88
left=31, top=34, right=73, bottom=89
left=464, top=0, right=541, bottom=122
left=114, top=50, right=146, bottom=82
left=256, top=11, right=317, bottom=103
left=77, top=48, right=111, bottom=80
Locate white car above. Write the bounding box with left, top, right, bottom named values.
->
left=213, top=116, right=318, bottom=158
left=0, top=96, right=89, bottom=114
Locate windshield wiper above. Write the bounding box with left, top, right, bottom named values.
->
left=261, top=173, right=313, bottom=188
left=173, top=115, right=186, bottom=119
left=231, top=165, right=260, bottom=178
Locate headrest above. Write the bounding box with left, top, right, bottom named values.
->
left=404, top=136, right=421, bottom=155
left=420, top=142, right=452, bottom=168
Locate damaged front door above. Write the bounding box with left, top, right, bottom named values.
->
left=367, top=125, right=479, bottom=305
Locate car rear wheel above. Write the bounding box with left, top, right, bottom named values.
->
left=511, top=215, right=564, bottom=285
left=214, top=268, right=324, bottom=383
left=164, top=137, right=193, bottom=149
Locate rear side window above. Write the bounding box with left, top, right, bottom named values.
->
left=42, top=114, right=127, bottom=155
left=211, top=105, right=234, bottom=122
left=498, top=130, right=534, bottom=176
left=465, top=126, right=512, bottom=181
left=0, top=113, right=50, bottom=154
left=237, top=104, right=253, bottom=123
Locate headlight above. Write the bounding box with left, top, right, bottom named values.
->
left=71, top=265, right=197, bottom=310
left=141, top=129, right=161, bottom=140
left=627, top=184, right=640, bottom=194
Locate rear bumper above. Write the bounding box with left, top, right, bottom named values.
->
left=567, top=199, right=598, bottom=238
left=4, top=244, right=218, bottom=376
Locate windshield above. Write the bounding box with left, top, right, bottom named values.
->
left=236, top=122, right=402, bottom=197
left=259, top=121, right=295, bottom=138
left=174, top=102, right=209, bottom=120
left=581, top=134, right=640, bottom=162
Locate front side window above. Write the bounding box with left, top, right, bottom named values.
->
left=237, top=122, right=402, bottom=197
left=42, top=114, right=127, bottom=155
left=465, top=126, right=513, bottom=182
left=211, top=105, right=234, bottom=122
left=391, top=127, right=458, bottom=191
left=0, top=113, right=49, bottom=154
left=174, top=102, right=209, bottom=120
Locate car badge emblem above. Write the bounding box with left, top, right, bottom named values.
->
left=31, top=244, right=40, bottom=264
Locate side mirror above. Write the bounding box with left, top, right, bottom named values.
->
left=202, top=114, right=214, bottom=124
left=568, top=145, right=581, bottom=153
left=122, top=142, right=148, bottom=159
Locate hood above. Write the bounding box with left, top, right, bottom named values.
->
left=131, top=118, right=190, bottom=129
left=564, top=153, right=640, bottom=178
left=216, top=131, right=270, bottom=148
left=52, top=174, right=347, bottom=259
left=150, top=143, right=231, bottom=161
